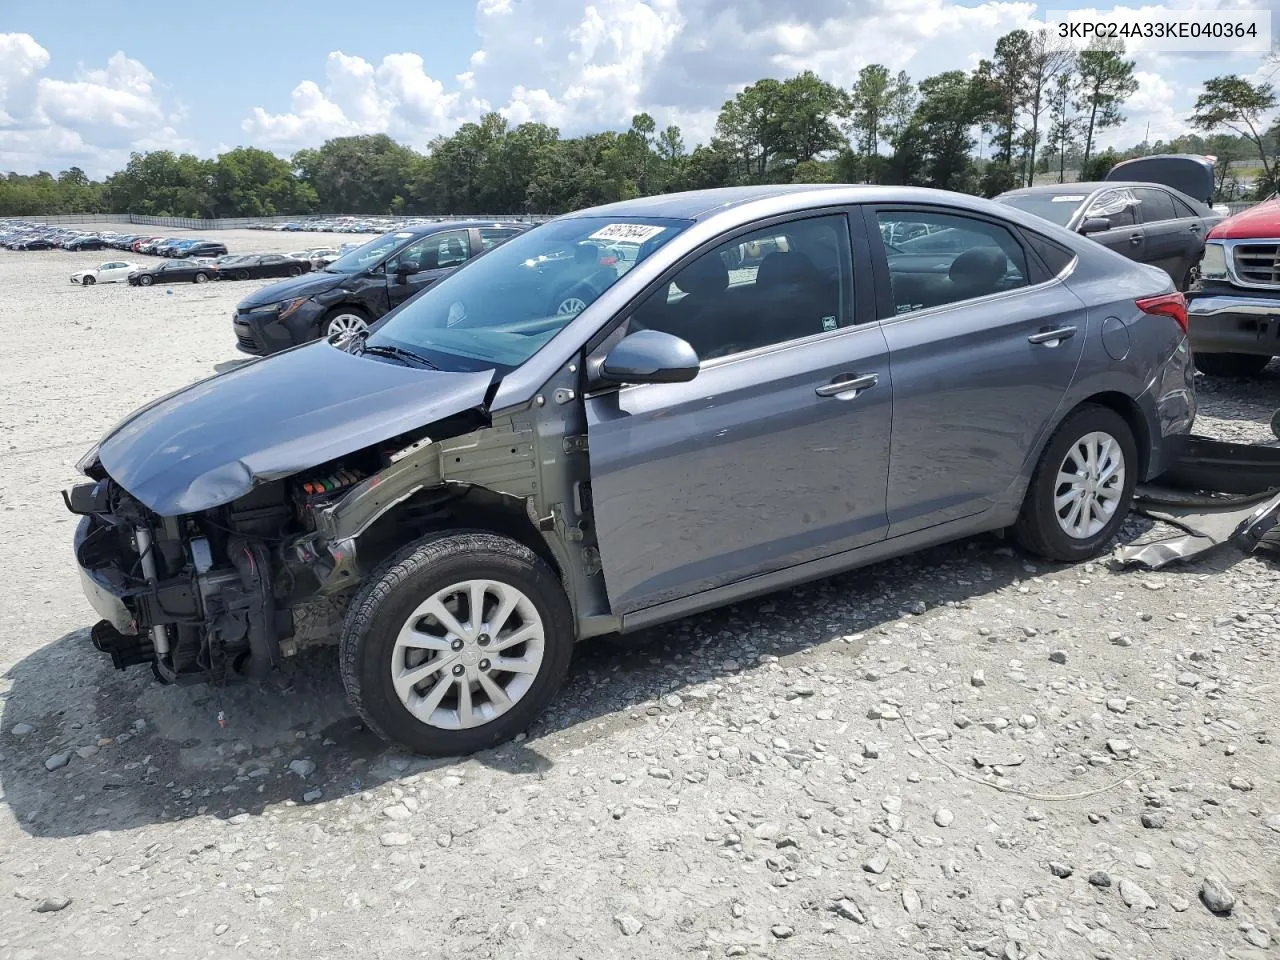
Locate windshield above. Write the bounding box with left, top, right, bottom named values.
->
left=995, top=193, right=1088, bottom=227
left=325, top=230, right=418, bottom=274
left=364, top=216, right=691, bottom=374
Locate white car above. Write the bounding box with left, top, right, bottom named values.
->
left=71, top=260, right=139, bottom=285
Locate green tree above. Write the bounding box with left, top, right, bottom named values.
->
left=1047, top=70, right=1081, bottom=183
left=1074, top=41, right=1138, bottom=164
left=294, top=134, right=421, bottom=213
left=898, top=71, right=988, bottom=191
left=1018, top=30, right=1075, bottom=186
left=211, top=147, right=317, bottom=217
left=715, top=77, right=786, bottom=181
left=1191, top=75, right=1278, bottom=195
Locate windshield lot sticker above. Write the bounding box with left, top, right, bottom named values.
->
left=1053, top=195, right=1086, bottom=202
left=588, top=223, right=667, bottom=244
left=822, top=316, right=838, bottom=331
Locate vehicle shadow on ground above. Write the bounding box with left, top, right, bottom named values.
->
left=0, top=522, right=1249, bottom=839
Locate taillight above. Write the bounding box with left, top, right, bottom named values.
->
left=598, top=255, right=617, bottom=266
left=1136, top=291, right=1188, bottom=335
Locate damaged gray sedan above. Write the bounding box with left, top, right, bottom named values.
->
left=65, top=184, right=1197, bottom=756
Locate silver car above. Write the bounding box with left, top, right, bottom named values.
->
left=66, top=184, right=1196, bottom=756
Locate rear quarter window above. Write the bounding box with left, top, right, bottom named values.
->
left=1022, top=231, right=1077, bottom=278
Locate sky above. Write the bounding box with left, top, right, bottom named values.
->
left=0, top=0, right=1274, bottom=177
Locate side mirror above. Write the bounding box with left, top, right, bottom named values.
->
left=599, top=329, right=700, bottom=385
left=1079, top=217, right=1112, bottom=235
left=393, top=264, right=413, bottom=282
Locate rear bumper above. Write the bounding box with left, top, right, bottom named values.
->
left=1187, top=292, right=1280, bottom=356
left=1137, top=338, right=1197, bottom=481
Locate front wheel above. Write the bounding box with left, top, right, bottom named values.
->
left=288, top=265, right=303, bottom=276
left=1194, top=352, right=1271, bottom=378
left=138, top=274, right=153, bottom=286
left=1012, top=404, right=1137, bottom=562
left=339, top=532, right=574, bottom=756
left=323, top=309, right=369, bottom=343
left=82, top=275, right=95, bottom=286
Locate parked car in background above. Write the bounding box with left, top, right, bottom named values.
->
left=69, top=184, right=1195, bottom=756
left=71, top=260, right=139, bottom=285
left=1186, top=196, right=1280, bottom=377
left=62, top=235, right=105, bottom=251
left=127, top=259, right=214, bottom=285
left=218, top=253, right=311, bottom=280
left=184, top=241, right=229, bottom=259
left=231, top=220, right=529, bottom=355
left=994, top=177, right=1221, bottom=290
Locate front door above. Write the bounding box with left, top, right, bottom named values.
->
left=1133, top=186, right=1197, bottom=285
left=584, top=212, right=893, bottom=614
left=869, top=205, right=1088, bottom=536
left=1085, top=189, right=1145, bottom=264
left=386, top=230, right=472, bottom=308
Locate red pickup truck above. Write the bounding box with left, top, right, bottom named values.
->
left=1187, top=196, right=1280, bottom=376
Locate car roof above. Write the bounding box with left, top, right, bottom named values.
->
left=561, top=184, right=855, bottom=221
left=1001, top=181, right=1191, bottom=197
left=399, top=220, right=530, bottom=235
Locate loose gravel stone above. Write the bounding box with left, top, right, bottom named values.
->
left=33, top=897, right=71, bottom=913
left=933, top=808, right=954, bottom=828
left=614, top=914, right=643, bottom=936
left=10, top=723, right=33, bottom=736
left=1088, top=871, right=1112, bottom=888
left=1201, top=876, right=1236, bottom=914
left=1048, top=861, right=1073, bottom=879
left=1049, top=650, right=1068, bottom=664
left=44, top=753, right=69, bottom=772
left=288, top=759, right=316, bottom=777
left=1119, top=878, right=1156, bottom=910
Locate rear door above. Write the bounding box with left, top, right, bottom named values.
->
left=1133, top=187, right=1192, bottom=283
left=585, top=210, right=894, bottom=614
left=386, top=230, right=472, bottom=308
left=868, top=205, right=1088, bottom=536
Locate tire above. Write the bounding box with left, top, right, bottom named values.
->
left=82, top=275, right=95, bottom=286
left=1012, top=404, right=1138, bottom=563
left=194, top=272, right=208, bottom=284
left=138, top=274, right=153, bottom=286
left=1179, top=265, right=1198, bottom=292
left=551, top=284, right=593, bottom=318
left=1194, top=352, right=1271, bottom=378
left=288, top=265, right=303, bottom=277
left=323, top=308, right=370, bottom=342
left=236, top=269, right=250, bottom=281
left=339, top=531, right=574, bottom=756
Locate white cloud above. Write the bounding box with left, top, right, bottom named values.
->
left=0, top=34, right=190, bottom=175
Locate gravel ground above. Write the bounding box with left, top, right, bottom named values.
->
left=1, top=240, right=1278, bottom=960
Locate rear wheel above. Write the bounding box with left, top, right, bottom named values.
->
left=194, top=272, right=208, bottom=284
left=1012, top=404, right=1137, bottom=562
left=1194, top=352, right=1271, bottom=378
left=339, top=531, right=574, bottom=756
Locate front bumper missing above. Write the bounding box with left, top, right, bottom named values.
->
left=1115, top=436, right=1280, bottom=569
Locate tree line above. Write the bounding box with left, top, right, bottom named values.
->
left=2, top=32, right=1275, bottom=219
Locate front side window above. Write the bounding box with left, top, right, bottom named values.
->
left=386, top=230, right=472, bottom=273
left=480, top=227, right=521, bottom=250
left=628, top=214, right=854, bottom=361
left=994, top=192, right=1089, bottom=227
left=876, top=209, right=1029, bottom=316
left=364, top=216, right=690, bottom=373
left=1084, top=190, right=1138, bottom=228
left=324, top=231, right=418, bottom=274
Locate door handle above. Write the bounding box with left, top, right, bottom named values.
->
left=1189, top=223, right=1202, bottom=233
left=1129, top=233, right=1142, bottom=245
left=815, top=373, right=879, bottom=398
left=1028, top=326, right=1077, bottom=345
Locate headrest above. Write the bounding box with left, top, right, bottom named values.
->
left=948, top=247, right=1008, bottom=287
left=677, top=254, right=730, bottom=297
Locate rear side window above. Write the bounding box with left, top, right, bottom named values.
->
left=480, top=228, right=521, bottom=250
left=1134, top=187, right=1177, bottom=224
left=1022, top=231, right=1077, bottom=277
left=875, top=209, right=1029, bottom=316
left=1171, top=195, right=1199, bottom=219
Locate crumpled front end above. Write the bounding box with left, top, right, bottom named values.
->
left=65, top=471, right=296, bottom=683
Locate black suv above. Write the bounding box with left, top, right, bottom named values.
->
left=231, top=221, right=530, bottom=355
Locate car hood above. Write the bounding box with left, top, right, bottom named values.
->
left=95, top=343, right=496, bottom=516
left=236, top=271, right=346, bottom=308
left=1208, top=197, right=1280, bottom=240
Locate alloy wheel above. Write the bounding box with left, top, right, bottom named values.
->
left=1053, top=430, right=1126, bottom=540
left=326, top=314, right=368, bottom=342
left=390, top=579, right=546, bottom=730
left=556, top=297, right=587, bottom=317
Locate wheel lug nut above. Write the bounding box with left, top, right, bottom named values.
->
left=478, top=659, right=490, bottom=671
left=451, top=639, right=464, bottom=651
left=477, top=634, right=490, bottom=646
left=452, top=664, right=465, bottom=677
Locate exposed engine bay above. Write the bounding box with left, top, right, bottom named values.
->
left=63, top=405, right=591, bottom=687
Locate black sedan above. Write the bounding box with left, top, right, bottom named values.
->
left=63, top=235, right=106, bottom=251
left=995, top=179, right=1223, bottom=290
left=216, top=253, right=312, bottom=281
left=127, top=259, right=215, bottom=286
left=184, top=241, right=229, bottom=259
left=232, top=220, right=529, bottom=355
